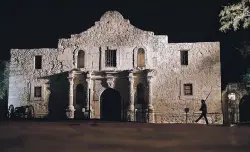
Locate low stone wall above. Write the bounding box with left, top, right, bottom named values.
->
left=34, top=113, right=48, bottom=119
left=154, top=112, right=223, bottom=124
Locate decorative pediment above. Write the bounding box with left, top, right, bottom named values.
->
left=59, top=11, right=156, bottom=47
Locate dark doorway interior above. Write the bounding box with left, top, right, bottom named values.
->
left=239, top=94, right=250, bottom=123
left=100, top=88, right=121, bottom=121
left=75, top=84, right=86, bottom=119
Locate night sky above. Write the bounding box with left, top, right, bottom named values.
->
left=0, top=0, right=250, bottom=88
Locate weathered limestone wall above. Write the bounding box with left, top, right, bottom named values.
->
left=152, top=42, right=222, bottom=124
left=8, top=48, right=73, bottom=117
left=8, top=11, right=222, bottom=123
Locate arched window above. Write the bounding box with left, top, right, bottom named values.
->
left=137, top=48, right=145, bottom=67
left=77, top=50, right=85, bottom=68
left=137, top=83, right=145, bottom=105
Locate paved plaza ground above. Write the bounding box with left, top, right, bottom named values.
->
left=0, top=120, right=250, bottom=152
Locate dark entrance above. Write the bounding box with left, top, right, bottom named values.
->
left=75, top=84, right=86, bottom=119
left=239, top=94, right=250, bottom=123
left=100, top=88, right=121, bottom=121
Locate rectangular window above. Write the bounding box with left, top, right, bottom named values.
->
left=34, top=86, right=42, bottom=98
left=180, top=51, right=188, bottom=65
left=35, top=56, right=42, bottom=69
left=184, top=83, right=193, bottom=95
left=105, top=49, right=117, bottom=67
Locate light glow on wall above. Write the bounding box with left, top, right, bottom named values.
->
left=228, top=93, right=236, bottom=101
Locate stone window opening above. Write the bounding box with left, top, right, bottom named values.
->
left=77, top=50, right=85, bottom=68
left=180, top=51, right=188, bottom=65
left=137, top=48, right=145, bottom=67
left=34, top=86, right=42, bottom=98
left=105, top=49, right=117, bottom=67
left=184, top=83, right=193, bottom=95
left=34, top=56, right=42, bottom=69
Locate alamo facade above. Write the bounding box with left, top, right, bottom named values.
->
left=8, top=11, right=222, bottom=124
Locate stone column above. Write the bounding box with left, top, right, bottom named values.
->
left=86, top=79, right=91, bottom=111
left=99, top=47, right=103, bottom=71
left=85, top=71, right=92, bottom=118
left=66, top=76, right=75, bottom=119
left=147, top=75, right=154, bottom=123
left=44, top=82, right=51, bottom=103
left=44, top=82, right=51, bottom=116
left=128, top=72, right=135, bottom=121
left=147, top=76, right=153, bottom=110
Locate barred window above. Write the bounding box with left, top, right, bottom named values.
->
left=105, top=49, right=117, bottom=67
left=180, top=51, right=188, bottom=65
left=34, top=87, right=42, bottom=98
left=184, top=83, right=193, bottom=95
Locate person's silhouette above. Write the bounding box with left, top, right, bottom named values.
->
left=195, top=99, right=209, bottom=124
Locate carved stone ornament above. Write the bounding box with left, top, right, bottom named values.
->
left=66, top=110, right=74, bottom=119
left=66, top=106, right=75, bottom=119
left=147, top=76, right=153, bottom=84
left=147, top=69, right=156, bottom=77
left=86, top=78, right=91, bottom=88
left=73, top=77, right=80, bottom=85
left=106, top=77, right=115, bottom=88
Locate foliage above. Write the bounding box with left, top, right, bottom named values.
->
left=242, top=68, right=250, bottom=83
left=0, top=61, right=10, bottom=99
left=219, top=0, right=250, bottom=58
left=235, top=41, right=250, bottom=57
left=219, top=0, right=250, bottom=32
left=219, top=1, right=250, bottom=84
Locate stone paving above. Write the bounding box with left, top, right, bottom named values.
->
left=0, top=120, right=250, bottom=152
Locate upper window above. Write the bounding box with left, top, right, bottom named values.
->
left=77, top=50, right=85, bottom=68
left=180, top=51, right=188, bottom=65
left=35, top=56, right=42, bottom=69
left=105, top=49, right=117, bottom=67
left=137, top=48, right=145, bottom=67
left=184, top=83, right=193, bottom=95
left=34, top=86, right=42, bottom=98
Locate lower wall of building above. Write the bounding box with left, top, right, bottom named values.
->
left=153, top=113, right=223, bottom=124
left=8, top=73, right=223, bottom=124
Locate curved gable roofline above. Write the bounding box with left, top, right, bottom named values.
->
left=71, top=10, right=154, bottom=38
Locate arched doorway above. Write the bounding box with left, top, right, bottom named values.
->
left=100, top=88, right=121, bottom=121
left=239, top=94, right=250, bottom=123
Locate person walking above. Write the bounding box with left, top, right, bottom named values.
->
left=195, top=99, right=209, bottom=124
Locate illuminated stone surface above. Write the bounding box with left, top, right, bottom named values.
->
left=8, top=11, right=221, bottom=123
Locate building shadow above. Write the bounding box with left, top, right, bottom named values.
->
left=239, top=94, right=250, bottom=123
left=45, top=72, right=69, bottom=120
left=0, top=90, right=8, bottom=120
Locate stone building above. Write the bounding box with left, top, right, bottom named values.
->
left=8, top=11, right=222, bottom=124
left=222, top=83, right=250, bottom=124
